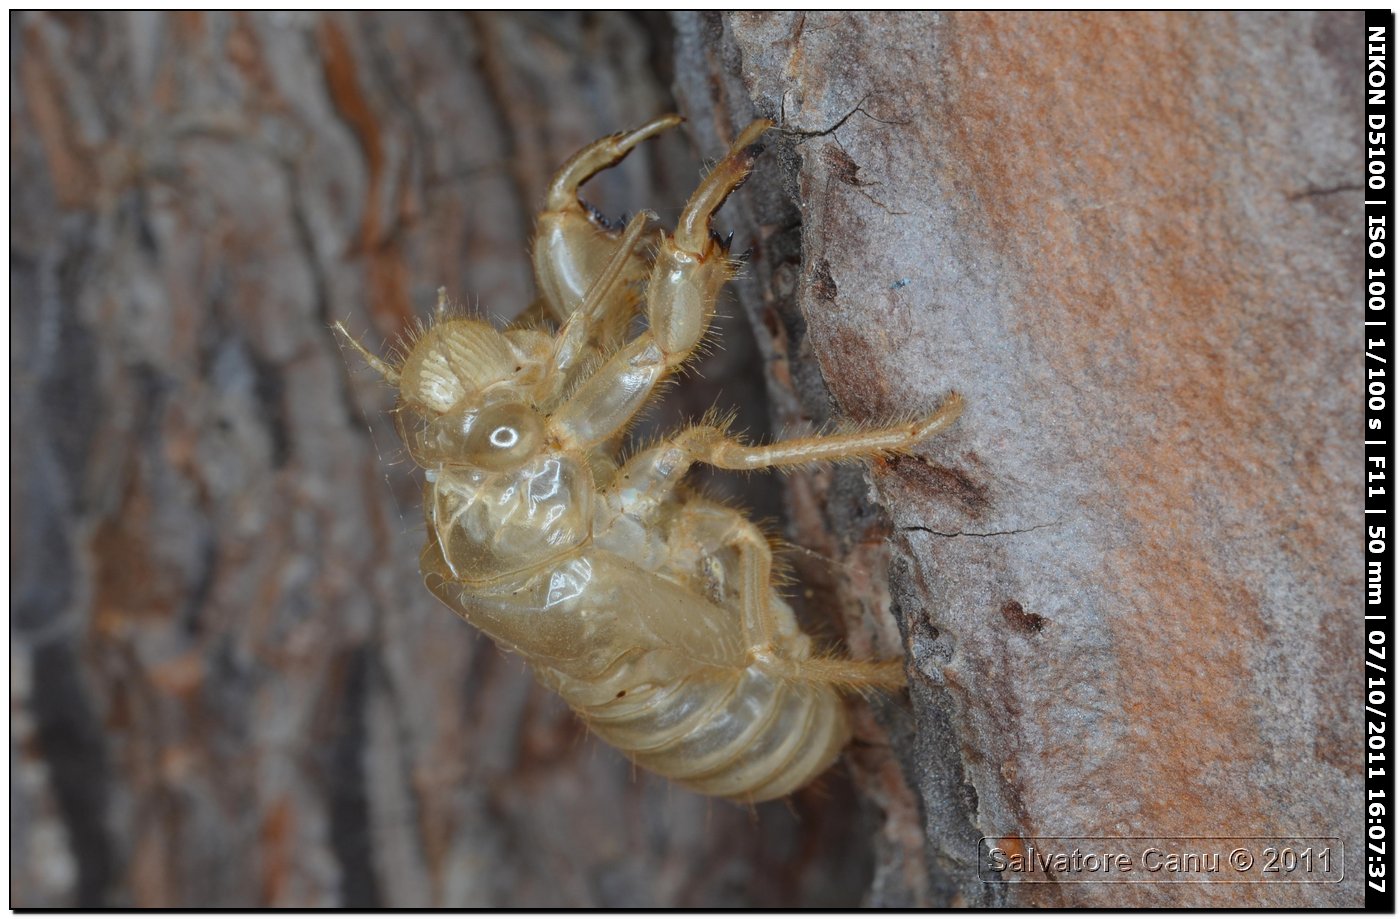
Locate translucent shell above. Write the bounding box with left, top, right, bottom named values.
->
left=336, top=115, right=962, bottom=802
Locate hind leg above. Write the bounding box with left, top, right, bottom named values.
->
left=660, top=501, right=908, bottom=694
left=715, top=512, right=907, bottom=692
left=603, top=411, right=957, bottom=693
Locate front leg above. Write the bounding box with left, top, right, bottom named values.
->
left=543, top=209, right=656, bottom=404
left=532, top=114, right=682, bottom=325
left=549, top=122, right=773, bottom=451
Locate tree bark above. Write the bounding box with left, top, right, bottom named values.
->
left=673, top=11, right=1364, bottom=908
left=11, top=11, right=877, bottom=908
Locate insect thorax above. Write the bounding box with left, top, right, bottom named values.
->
left=426, top=453, right=594, bottom=584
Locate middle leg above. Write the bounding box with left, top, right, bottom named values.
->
left=673, top=395, right=964, bottom=471
left=603, top=408, right=966, bottom=691
left=607, top=391, right=963, bottom=502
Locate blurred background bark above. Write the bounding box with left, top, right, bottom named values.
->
left=10, top=11, right=885, bottom=908
left=11, top=11, right=1367, bottom=908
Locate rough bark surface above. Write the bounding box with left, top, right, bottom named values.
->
left=674, top=10, right=1364, bottom=908
left=11, top=12, right=880, bottom=908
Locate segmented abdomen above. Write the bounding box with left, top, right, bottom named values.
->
left=548, top=658, right=851, bottom=802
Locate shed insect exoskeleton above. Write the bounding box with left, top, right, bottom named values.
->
left=336, top=115, right=963, bottom=802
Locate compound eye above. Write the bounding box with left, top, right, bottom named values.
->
left=488, top=425, right=521, bottom=449
left=466, top=402, right=542, bottom=472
